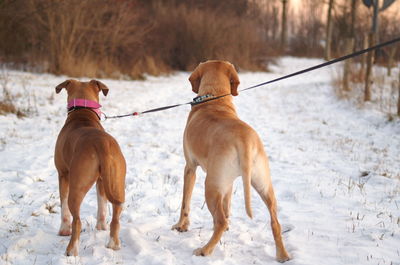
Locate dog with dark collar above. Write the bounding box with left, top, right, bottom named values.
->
left=54, top=79, right=126, bottom=256
left=172, top=61, right=290, bottom=262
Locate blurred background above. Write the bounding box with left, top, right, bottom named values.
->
left=0, top=0, right=399, bottom=79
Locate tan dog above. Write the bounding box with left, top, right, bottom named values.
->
left=54, top=79, right=126, bottom=256
left=172, top=61, right=290, bottom=262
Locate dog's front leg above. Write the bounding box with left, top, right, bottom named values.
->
left=172, top=164, right=196, bottom=232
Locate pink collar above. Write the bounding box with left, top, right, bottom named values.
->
left=67, top=98, right=102, bottom=119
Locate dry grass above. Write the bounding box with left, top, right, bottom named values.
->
left=143, top=3, right=270, bottom=72
left=332, top=62, right=400, bottom=118
left=0, top=68, right=32, bottom=118
left=0, top=101, right=24, bottom=118
left=0, top=0, right=272, bottom=78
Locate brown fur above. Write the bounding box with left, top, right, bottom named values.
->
left=172, top=61, right=290, bottom=262
left=54, top=79, right=126, bottom=256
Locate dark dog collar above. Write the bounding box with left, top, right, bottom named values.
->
left=191, top=94, right=215, bottom=106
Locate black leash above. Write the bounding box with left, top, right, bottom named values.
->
left=240, top=36, right=400, bottom=92
left=103, top=36, right=400, bottom=120
left=103, top=94, right=231, bottom=119
left=104, top=102, right=190, bottom=119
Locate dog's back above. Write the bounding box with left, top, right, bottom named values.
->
left=55, top=109, right=126, bottom=204
left=185, top=95, right=269, bottom=218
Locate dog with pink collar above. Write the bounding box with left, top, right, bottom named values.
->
left=54, top=79, right=126, bottom=256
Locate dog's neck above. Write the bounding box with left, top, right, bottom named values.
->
left=67, top=98, right=102, bottom=120
left=198, top=83, right=230, bottom=97
left=192, top=94, right=216, bottom=104
left=191, top=92, right=236, bottom=114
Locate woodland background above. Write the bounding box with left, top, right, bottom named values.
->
left=0, top=0, right=399, bottom=79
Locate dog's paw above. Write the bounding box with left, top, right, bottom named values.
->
left=106, top=237, right=121, bottom=250
left=58, top=223, right=72, bottom=236
left=58, top=229, right=72, bottom=236
left=171, top=224, right=188, bottom=232
left=193, top=248, right=205, bottom=256
left=96, top=221, right=108, bottom=231
left=225, top=218, right=231, bottom=231
left=193, top=247, right=212, bottom=256
left=65, top=244, right=79, bottom=256
left=171, top=220, right=189, bottom=232
left=276, top=250, right=291, bottom=263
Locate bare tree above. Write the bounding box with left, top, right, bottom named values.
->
left=280, top=0, right=288, bottom=50
left=260, top=0, right=279, bottom=42
left=25, top=0, right=148, bottom=77
left=272, top=4, right=280, bottom=42
left=387, top=46, right=397, bottom=76
left=342, top=0, right=358, bottom=91
left=350, top=0, right=357, bottom=40
left=363, top=0, right=396, bottom=101
left=324, top=0, right=334, bottom=60
left=290, top=0, right=324, bottom=57
left=398, top=69, right=400, bottom=116
left=364, top=0, right=380, bottom=101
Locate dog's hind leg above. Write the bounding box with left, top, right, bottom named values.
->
left=96, top=179, right=108, bottom=230
left=65, top=162, right=97, bottom=256
left=252, top=167, right=290, bottom=263
left=264, top=186, right=290, bottom=262
left=66, top=189, right=88, bottom=256
left=193, top=179, right=228, bottom=256
left=223, top=185, right=233, bottom=231
left=172, top=164, right=197, bottom=232
left=107, top=203, right=122, bottom=250
left=58, top=173, right=72, bottom=236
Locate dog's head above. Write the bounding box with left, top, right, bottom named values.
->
left=189, top=60, right=240, bottom=96
left=55, top=79, right=109, bottom=102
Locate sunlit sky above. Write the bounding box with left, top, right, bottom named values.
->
left=289, top=0, right=400, bottom=16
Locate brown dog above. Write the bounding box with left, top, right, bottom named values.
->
left=172, top=61, right=290, bottom=262
left=54, top=79, right=126, bottom=256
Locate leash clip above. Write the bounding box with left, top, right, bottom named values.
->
left=100, top=112, right=108, bottom=121
left=191, top=94, right=214, bottom=106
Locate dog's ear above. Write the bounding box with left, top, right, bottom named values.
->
left=55, top=80, right=71, bottom=94
left=91, top=80, right=109, bottom=96
left=229, top=64, right=240, bottom=96
left=189, top=65, right=202, bottom=94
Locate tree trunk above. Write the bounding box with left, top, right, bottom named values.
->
left=343, top=38, right=354, bottom=91
left=272, top=5, right=279, bottom=41
left=372, top=0, right=380, bottom=59
left=398, top=70, right=400, bottom=116
left=364, top=33, right=375, bottom=101
left=280, top=0, right=288, bottom=50
left=364, top=0, right=380, bottom=102
left=372, top=0, right=379, bottom=40
left=387, top=46, right=396, bottom=76
left=324, top=0, right=334, bottom=60
left=360, top=34, right=368, bottom=75
left=350, top=0, right=357, bottom=41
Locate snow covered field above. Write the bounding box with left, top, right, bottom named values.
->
left=0, top=58, right=399, bottom=265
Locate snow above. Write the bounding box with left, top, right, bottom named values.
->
left=0, top=57, right=399, bottom=265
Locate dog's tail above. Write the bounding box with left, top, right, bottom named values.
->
left=240, top=146, right=253, bottom=219
left=99, top=141, right=126, bottom=205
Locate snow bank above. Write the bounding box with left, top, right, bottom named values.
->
left=0, top=58, right=399, bottom=265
